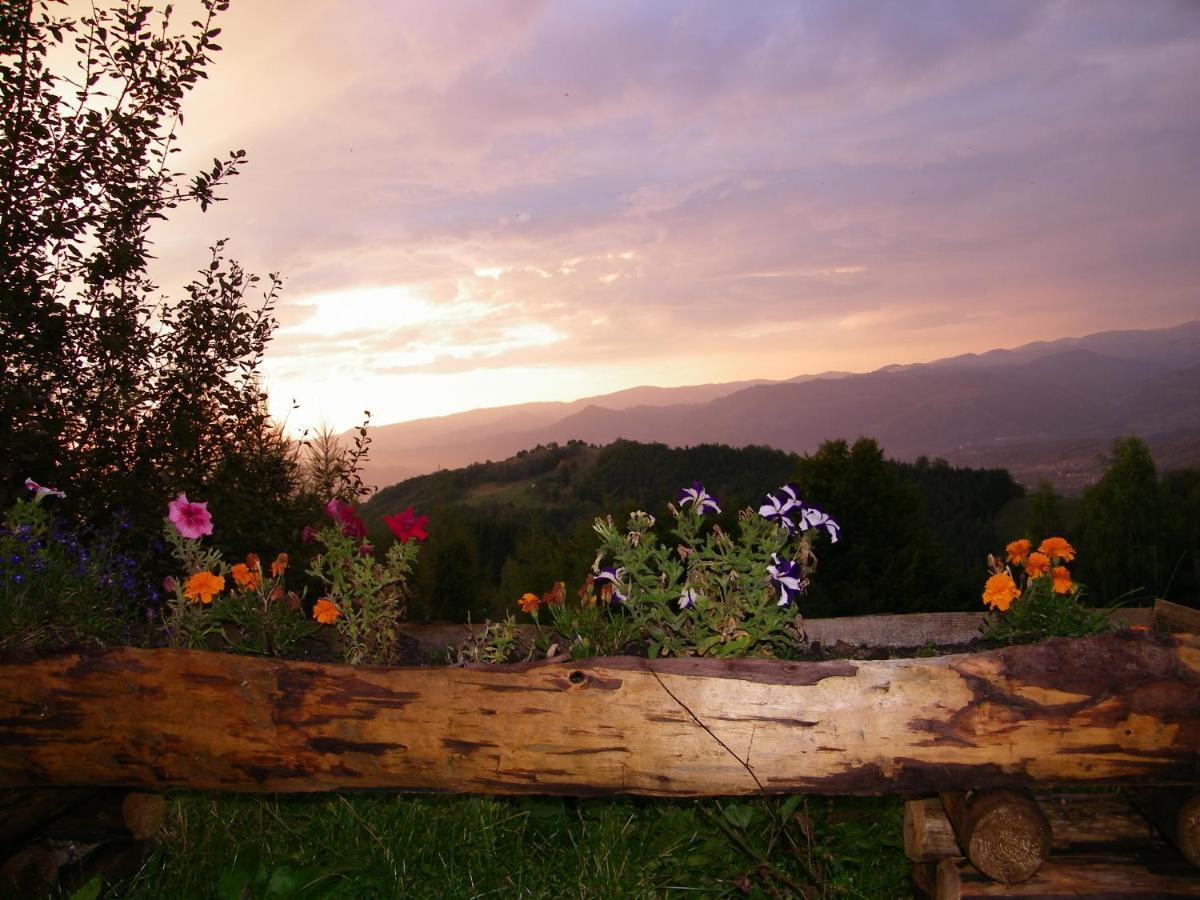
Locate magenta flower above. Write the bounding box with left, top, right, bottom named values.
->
left=384, top=506, right=429, bottom=543
left=301, top=524, right=319, bottom=544
left=168, top=493, right=213, bottom=539
left=325, top=499, right=366, bottom=539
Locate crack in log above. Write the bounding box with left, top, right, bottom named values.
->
left=646, top=666, right=766, bottom=795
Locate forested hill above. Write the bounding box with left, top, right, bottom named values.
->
left=362, top=439, right=1025, bottom=623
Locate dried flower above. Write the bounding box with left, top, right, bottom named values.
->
left=384, top=506, right=429, bottom=543
left=982, top=572, right=1020, bottom=611
left=183, top=571, right=224, bottom=604
left=518, top=592, right=540, bottom=614
left=1005, top=539, right=1031, bottom=565
left=1023, top=552, right=1051, bottom=579
left=1038, top=537, right=1076, bottom=563
left=312, top=598, right=341, bottom=624
left=271, top=553, right=288, bottom=577
left=168, top=493, right=213, bottom=540
left=245, top=553, right=261, bottom=572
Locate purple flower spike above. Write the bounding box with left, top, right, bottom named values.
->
left=767, top=553, right=806, bottom=606
left=592, top=565, right=628, bottom=604
left=678, top=482, right=721, bottom=515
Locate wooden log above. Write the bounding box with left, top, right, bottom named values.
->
left=1133, top=789, right=1200, bottom=869
left=41, top=791, right=165, bottom=843
left=905, top=793, right=1160, bottom=861
left=1156, top=599, right=1200, bottom=635
left=930, top=851, right=1200, bottom=898
left=0, top=633, right=1198, bottom=796
left=0, top=844, right=58, bottom=898
left=0, top=788, right=99, bottom=848
left=939, top=790, right=1052, bottom=884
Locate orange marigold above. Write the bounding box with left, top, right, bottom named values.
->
left=518, top=592, right=540, bottom=614
left=271, top=552, right=289, bottom=577
left=183, top=571, right=225, bottom=605
left=1023, top=551, right=1051, bottom=579
left=982, top=572, right=1020, bottom=612
left=1037, top=536, right=1076, bottom=563
left=312, top=598, right=341, bottom=624
left=230, top=562, right=261, bottom=590
left=246, top=552, right=261, bottom=571
left=1051, top=565, right=1073, bottom=595
left=1005, top=539, right=1031, bottom=565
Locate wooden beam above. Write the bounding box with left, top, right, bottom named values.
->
left=1, top=633, right=1198, bottom=796
left=927, top=851, right=1200, bottom=898
left=904, top=794, right=1159, bottom=862
left=1155, top=599, right=1200, bottom=635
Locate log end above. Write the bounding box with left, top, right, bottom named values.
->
left=961, top=791, right=1052, bottom=885
left=1179, top=794, right=1200, bottom=870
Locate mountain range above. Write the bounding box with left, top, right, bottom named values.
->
left=356, top=320, right=1200, bottom=492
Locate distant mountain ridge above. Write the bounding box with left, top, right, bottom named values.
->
left=357, top=320, right=1200, bottom=491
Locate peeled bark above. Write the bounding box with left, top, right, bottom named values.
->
left=0, top=633, right=1198, bottom=796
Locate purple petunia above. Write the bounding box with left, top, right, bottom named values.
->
left=677, top=482, right=720, bottom=516
left=758, top=483, right=801, bottom=532
left=24, top=478, right=65, bottom=502
left=767, top=553, right=806, bottom=606
left=592, top=565, right=628, bottom=604
left=679, top=586, right=699, bottom=609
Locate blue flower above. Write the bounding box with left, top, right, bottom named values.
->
left=767, top=553, right=805, bottom=606
left=677, top=482, right=721, bottom=515
left=679, top=586, right=699, bottom=609
left=592, top=565, right=628, bottom=604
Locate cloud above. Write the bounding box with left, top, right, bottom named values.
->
left=137, top=0, right=1200, bottom=430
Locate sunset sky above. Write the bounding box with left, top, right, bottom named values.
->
left=148, top=0, right=1200, bottom=432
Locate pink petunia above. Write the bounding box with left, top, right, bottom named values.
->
left=168, top=493, right=213, bottom=539
left=324, top=499, right=366, bottom=539
left=384, top=506, right=429, bottom=543
left=24, top=478, right=65, bottom=502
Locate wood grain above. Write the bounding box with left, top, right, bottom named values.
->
left=1, top=633, right=1198, bottom=796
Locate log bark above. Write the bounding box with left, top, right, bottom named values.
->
left=905, top=793, right=1160, bottom=862
left=0, top=788, right=98, bottom=848
left=0, top=633, right=1198, bottom=796
left=1156, top=599, right=1200, bottom=635
left=1133, top=789, right=1200, bottom=869
left=40, top=791, right=165, bottom=843
left=929, top=851, right=1200, bottom=898
left=939, top=790, right=1052, bottom=884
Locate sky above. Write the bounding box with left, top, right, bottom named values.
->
left=143, top=0, right=1200, bottom=432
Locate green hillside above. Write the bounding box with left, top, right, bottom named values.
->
left=363, top=439, right=1025, bottom=623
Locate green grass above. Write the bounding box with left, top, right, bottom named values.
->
left=112, top=793, right=912, bottom=899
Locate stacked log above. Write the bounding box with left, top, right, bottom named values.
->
left=906, top=791, right=1200, bottom=898
left=0, top=788, right=164, bottom=898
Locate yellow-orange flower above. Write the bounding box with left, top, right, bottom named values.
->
left=982, top=572, right=1020, bottom=612
left=1051, top=566, right=1073, bottom=594
left=312, top=598, right=341, bottom=624
left=230, top=562, right=261, bottom=590
left=1023, top=552, right=1050, bottom=579
left=1037, top=537, right=1076, bottom=563
left=1005, top=539, right=1031, bottom=565
left=271, top=552, right=289, bottom=577
left=183, top=571, right=224, bottom=605
left=518, top=592, right=540, bottom=614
